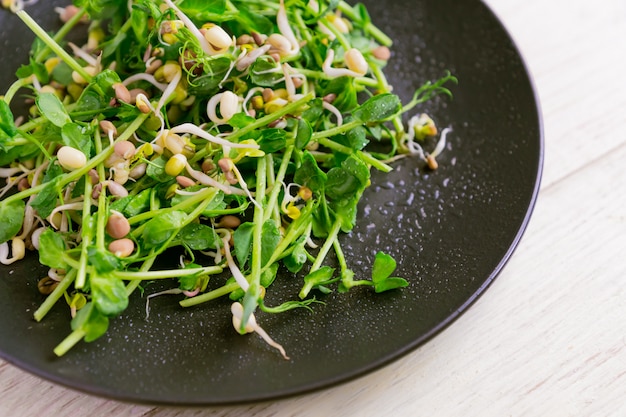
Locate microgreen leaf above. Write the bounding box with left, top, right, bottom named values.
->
left=36, top=93, right=72, bottom=128
left=323, top=77, right=357, bottom=111
left=61, top=122, right=92, bottom=156
left=228, top=113, right=255, bottom=129
left=0, top=100, right=18, bottom=144
left=87, top=246, right=123, bottom=273
left=352, top=93, right=401, bottom=123
left=146, top=155, right=174, bottom=182
left=16, top=59, right=49, bottom=84
left=119, top=188, right=152, bottom=218
left=371, top=251, right=408, bottom=292
left=177, top=222, right=220, bottom=250
left=141, top=210, right=187, bottom=248
left=299, top=266, right=335, bottom=299
left=90, top=274, right=129, bottom=316
left=231, top=4, right=273, bottom=34
left=30, top=163, right=63, bottom=218
left=233, top=221, right=253, bottom=267
left=0, top=199, right=25, bottom=244
left=295, top=118, right=312, bottom=149
left=283, top=236, right=308, bottom=273
left=38, top=228, right=68, bottom=269
left=70, top=302, right=109, bottom=342
left=257, top=128, right=287, bottom=153
left=293, top=151, right=327, bottom=194
left=250, top=58, right=283, bottom=87
left=261, top=219, right=280, bottom=267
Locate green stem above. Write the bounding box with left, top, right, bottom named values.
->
left=337, top=1, right=393, bottom=46
left=112, top=265, right=223, bottom=281
left=34, top=7, right=88, bottom=62
left=310, top=217, right=342, bottom=273
left=263, top=145, right=293, bottom=222
left=249, top=156, right=267, bottom=289
left=33, top=268, right=78, bottom=322
left=128, top=186, right=218, bottom=228
left=227, top=92, right=315, bottom=143
left=316, top=136, right=393, bottom=172
left=16, top=10, right=93, bottom=83
left=3, top=78, right=32, bottom=105
left=75, top=174, right=93, bottom=289
left=53, top=328, right=86, bottom=357
left=179, top=281, right=239, bottom=307
left=125, top=255, right=156, bottom=296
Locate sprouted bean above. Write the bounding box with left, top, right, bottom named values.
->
left=0, top=0, right=456, bottom=359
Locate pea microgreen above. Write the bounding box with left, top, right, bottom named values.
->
left=0, top=0, right=455, bottom=359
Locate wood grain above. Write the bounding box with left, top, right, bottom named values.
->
left=2, top=0, right=625, bottom=416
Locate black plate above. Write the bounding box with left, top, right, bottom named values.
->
left=0, top=0, right=542, bottom=405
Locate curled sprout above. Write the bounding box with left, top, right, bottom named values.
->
left=231, top=301, right=289, bottom=360
left=275, top=0, right=300, bottom=58
left=280, top=182, right=304, bottom=220
left=0, top=238, right=26, bottom=265
left=405, top=113, right=452, bottom=169
left=207, top=91, right=240, bottom=125
left=322, top=48, right=368, bottom=78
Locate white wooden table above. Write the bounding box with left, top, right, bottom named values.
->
left=2, top=0, right=626, bottom=415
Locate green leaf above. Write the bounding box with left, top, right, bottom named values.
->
left=91, top=275, right=129, bottom=316
left=299, top=266, right=335, bottom=299
left=70, top=302, right=110, bottom=342
left=233, top=221, right=254, bottom=267
left=0, top=199, right=25, bottom=243
left=250, top=58, right=283, bottom=87
left=36, top=93, right=71, bottom=128
left=73, top=70, right=122, bottom=120
left=38, top=228, right=68, bottom=269
left=374, top=277, right=409, bottom=293
left=293, top=151, right=327, bottom=193
left=233, top=4, right=274, bottom=34
left=30, top=162, right=63, bottom=218
left=323, top=77, right=357, bottom=111
left=178, top=262, right=205, bottom=291
left=16, top=59, right=49, bottom=84
left=295, top=118, right=312, bottom=149
left=261, top=219, right=280, bottom=267
left=121, top=188, right=152, bottom=217
left=50, top=61, right=74, bottom=86
left=146, top=155, right=174, bottom=182
left=30, top=181, right=59, bottom=218
left=371, top=251, right=396, bottom=283
left=74, top=0, right=126, bottom=19
left=258, top=128, right=286, bottom=153
left=141, top=210, right=187, bottom=248
left=187, top=57, right=232, bottom=96
left=228, top=112, right=255, bottom=129
left=371, top=252, right=408, bottom=293
left=343, top=122, right=369, bottom=150
left=325, top=155, right=369, bottom=201
left=0, top=100, right=19, bottom=141
left=283, top=236, right=308, bottom=273
left=87, top=246, right=122, bottom=273
left=177, top=223, right=220, bottom=250
left=352, top=93, right=401, bottom=123
left=180, top=0, right=226, bottom=18
left=61, top=122, right=92, bottom=156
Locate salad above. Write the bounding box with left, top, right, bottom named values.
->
left=0, top=0, right=455, bottom=359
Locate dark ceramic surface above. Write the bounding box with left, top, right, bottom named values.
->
left=0, top=0, right=542, bottom=405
